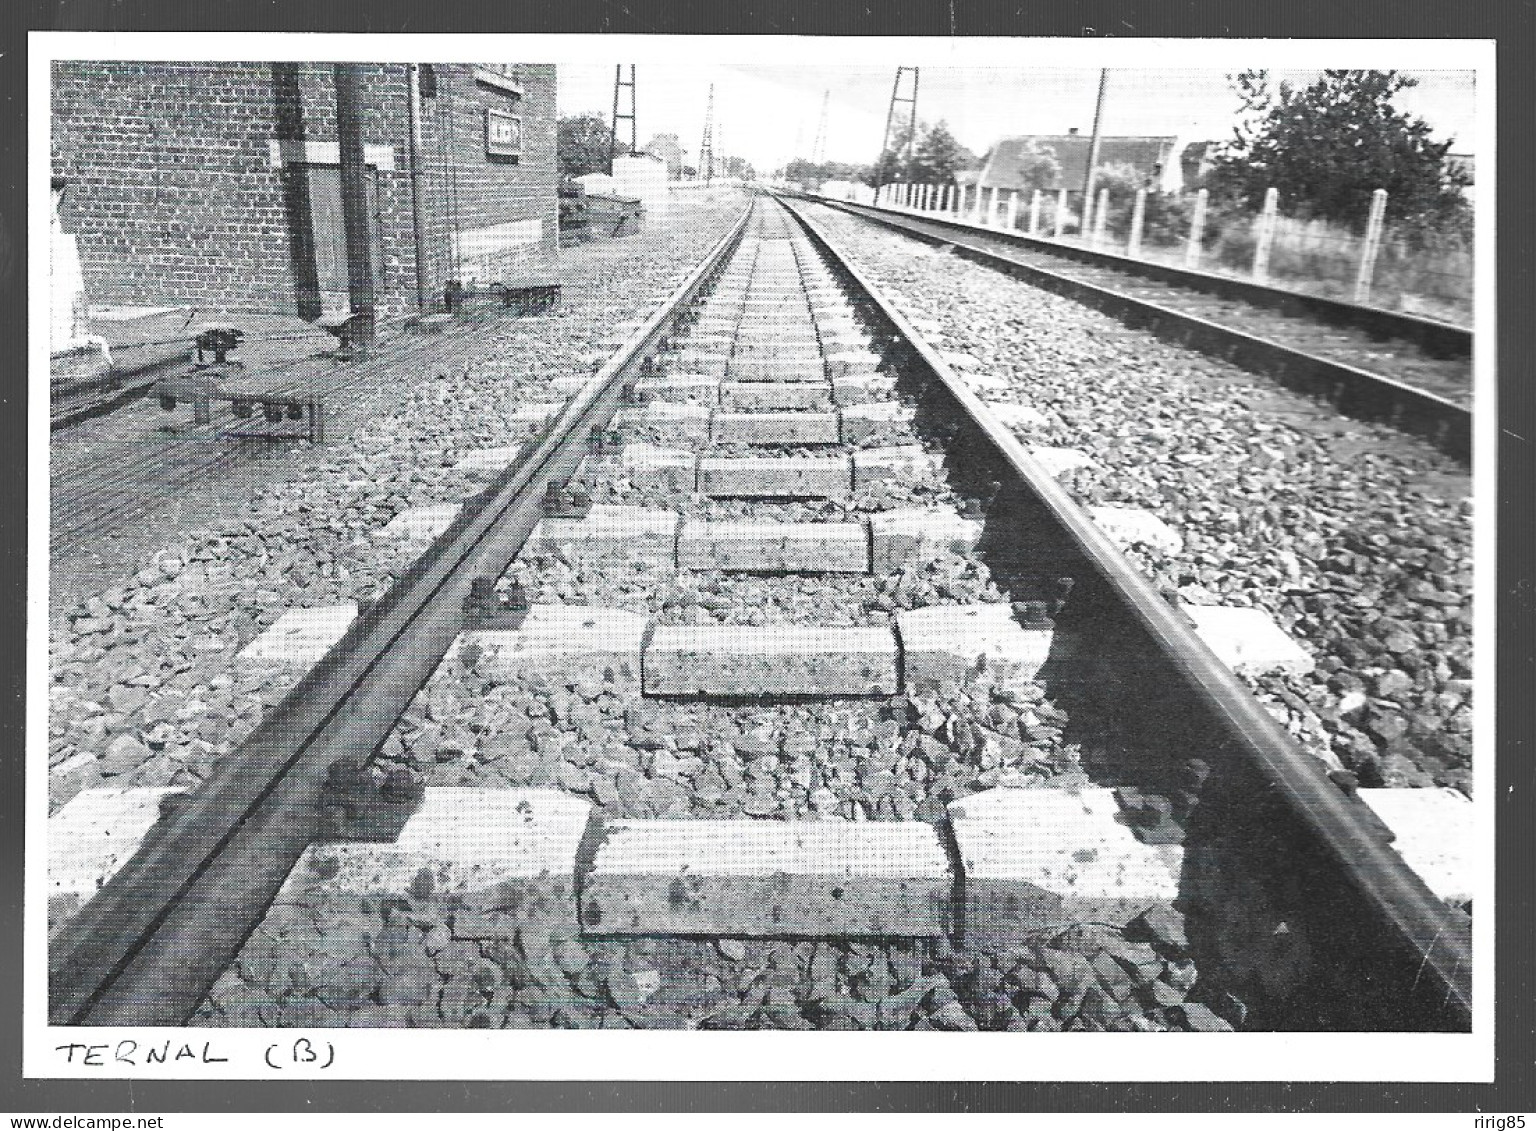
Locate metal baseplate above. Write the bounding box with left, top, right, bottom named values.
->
left=319, top=757, right=425, bottom=843
left=463, top=577, right=531, bottom=632
left=152, top=373, right=327, bottom=441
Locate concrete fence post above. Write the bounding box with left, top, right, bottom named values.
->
left=1006, top=190, right=1020, bottom=230
left=1054, top=188, right=1068, bottom=238
left=1252, top=186, right=1279, bottom=282
left=1029, top=190, right=1041, bottom=236
left=1353, top=188, right=1389, bottom=304
left=1093, top=187, right=1110, bottom=246
left=1184, top=188, right=1209, bottom=268
left=1128, top=188, right=1147, bottom=258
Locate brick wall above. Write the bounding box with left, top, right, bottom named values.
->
left=419, top=64, right=560, bottom=289
left=52, top=62, right=296, bottom=311
left=51, top=61, right=559, bottom=316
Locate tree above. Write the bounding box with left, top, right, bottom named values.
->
left=641, top=133, right=686, bottom=180
left=1206, top=70, right=1470, bottom=234
left=908, top=120, right=972, bottom=185
left=781, top=158, right=872, bottom=190
left=558, top=114, right=622, bottom=179
left=1008, top=140, right=1061, bottom=196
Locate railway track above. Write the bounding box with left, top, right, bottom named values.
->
left=49, top=193, right=1471, bottom=1033
left=50, top=348, right=191, bottom=430
left=812, top=196, right=1473, bottom=463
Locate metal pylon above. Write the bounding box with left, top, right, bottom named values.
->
left=699, top=83, right=716, bottom=182
left=610, top=64, right=637, bottom=175
left=878, top=66, right=920, bottom=185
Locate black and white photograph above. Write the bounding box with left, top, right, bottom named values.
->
left=21, top=25, right=1511, bottom=1107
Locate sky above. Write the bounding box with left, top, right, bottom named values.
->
left=557, top=63, right=1478, bottom=176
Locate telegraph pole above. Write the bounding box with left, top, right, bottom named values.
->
left=810, top=90, right=829, bottom=166
left=1080, top=68, right=1108, bottom=235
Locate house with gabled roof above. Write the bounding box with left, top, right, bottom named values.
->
left=973, top=130, right=1185, bottom=194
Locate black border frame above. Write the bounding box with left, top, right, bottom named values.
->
left=5, top=0, right=1531, bottom=1115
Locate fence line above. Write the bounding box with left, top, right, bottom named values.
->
left=860, top=176, right=1469, bottom=323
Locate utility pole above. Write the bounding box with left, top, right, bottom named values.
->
left=699, top=83, right=716, bottom=183
left=333, top=63, right=374, bottom=343
left=610, top=64, right=637, bottom=175
left=810, top=89, right=829, bottom=166
left=877, top=66, right=919, bottom=190
left=1080, top=68, right=1108, bottom=236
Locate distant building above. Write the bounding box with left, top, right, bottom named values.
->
left=641, top=133, right=686, bottom=180
left=51, top=61, right=559, bottom=317
left=972, top=130, right=1184, bottom=195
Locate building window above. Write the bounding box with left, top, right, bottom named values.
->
left=484, top=108, right=522, bottom=162
left=474, top=64, right=524, bottom=97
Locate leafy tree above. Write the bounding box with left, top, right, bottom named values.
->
left=908, top=120, right=973, bottom=185
left=558, top=114, right=624, bottom=178
left=1088, top=161, right=1191, bottom=244
left=781, top=158, right=872, bottom=190
left=1207, top=70, right=1470, bottom=235
left=874, top=119, right=977, bottom=187
left=641, top=132, right=685, bottom=179
left=1008, top=140, right=1062, bottom=196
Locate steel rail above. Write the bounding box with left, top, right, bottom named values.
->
left=48, top=203, right=756, bottom=1027
left=813, top=197, right=1472, bottom=464
left=823, top=196, right=1471, bottom=357
left=782, top=195, right=1472, bottom=1030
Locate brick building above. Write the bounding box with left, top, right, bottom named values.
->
left=51, top=61, right=559, bottom=318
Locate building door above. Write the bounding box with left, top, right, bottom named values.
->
left=303, top=164, right=384, bottom=313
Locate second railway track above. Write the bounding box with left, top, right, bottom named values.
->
left=812, top=195, right=1474, bottom=463
left=49, top=194, right=1471, bottom=1034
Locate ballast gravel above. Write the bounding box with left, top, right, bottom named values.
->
left=47, top=193, right=753, bottom=813
left=807, top=204, right=1475, bottom=796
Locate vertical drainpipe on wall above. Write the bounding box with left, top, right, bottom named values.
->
left=272, top=62, right=323, bottom=322
left=407, top=64, right=430, bottom=312
left=334, top=62, right=376, bottom=342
